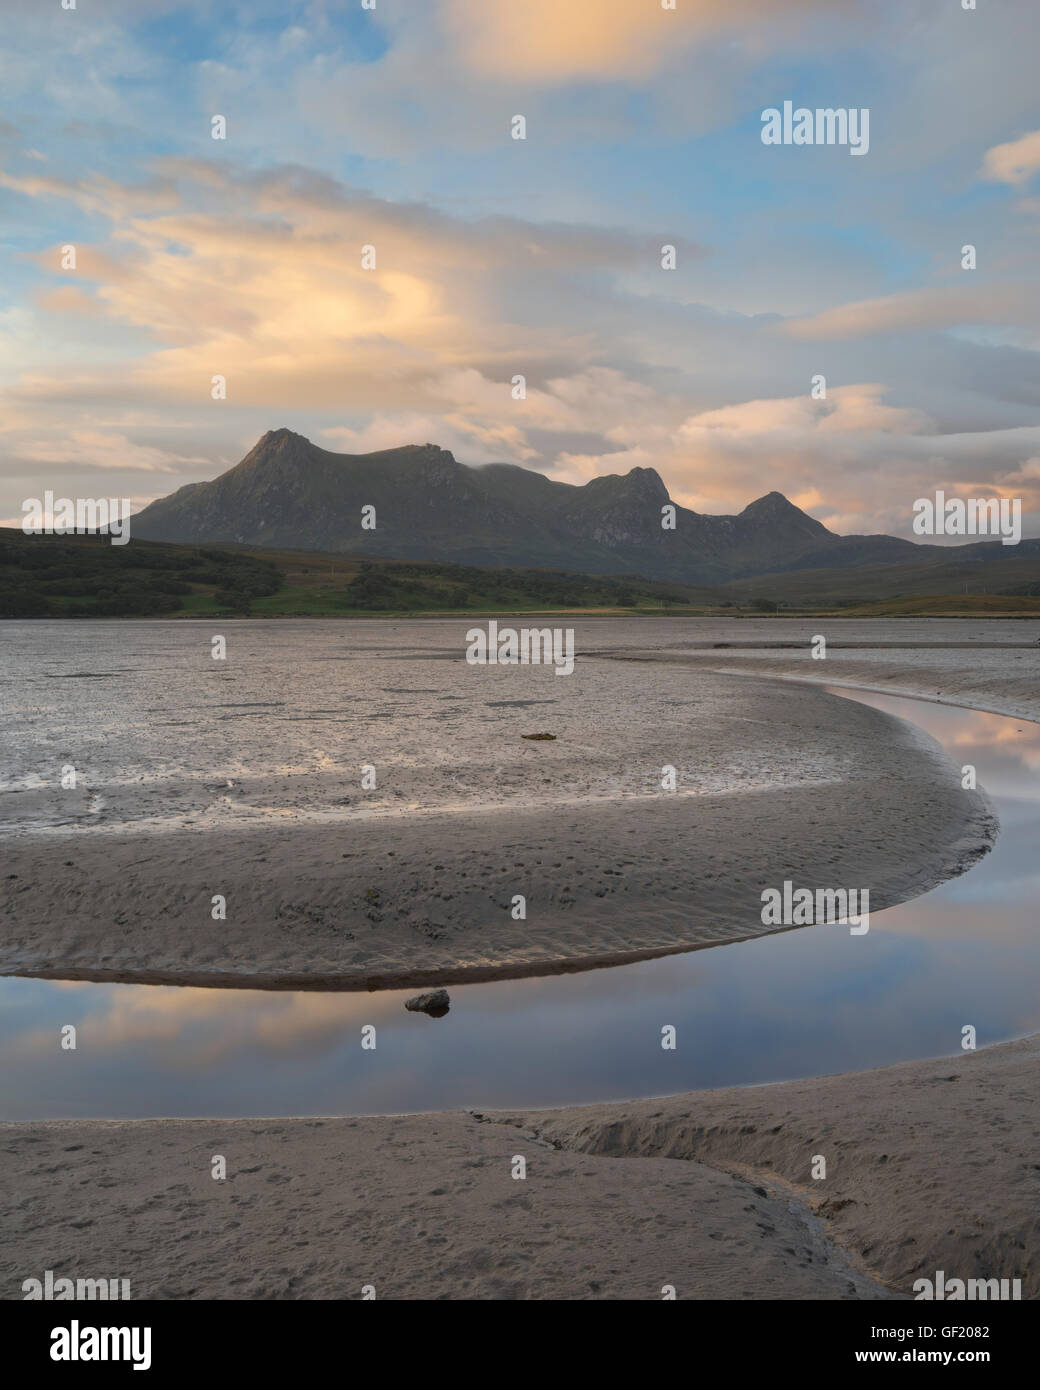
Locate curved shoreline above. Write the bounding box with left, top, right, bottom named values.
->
left=593, top=641, right=1040, bottom=727
left=0, top=672, right=997, bottom=990
left=3, top=661, right=1037, bottom=1301
left=711, top=669, right=1040, bottom=726
left=4, top=1032, right=1036, bottom=1299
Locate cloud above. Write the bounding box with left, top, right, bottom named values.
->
left=14, top=430, right=205, bottom=473
left=2, top=162, right=690, bottom=421
left=662, top=385, right=931, bottom=514
left=0, top=168, right=180, bottom=220
left=320, top=410, right=540, bottom=464
left=35, top=285, right=103, bottom=316
left=999, top=455, right=1040, bottom=484
left=1, top=0, right=1039, bottom=548
left=440, top=0, right=839, bottom=83
left=663, top=389, right=1040, bottom=535
left=678, top=385, right=930, bottom=440
left=780, top=284, right=1040, bottom=341
left=982, top=129, right=1040, bottom=186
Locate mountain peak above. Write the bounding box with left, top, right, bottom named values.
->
left=626, top=465, right=668, bottom=498
left=257, top=427, right=311, bottom=447
left=743, top=490, right=794, bottom=513
left=741, top=491, right=826, bottom=530
left=584, top=465, right=669, bottom=505
left=242, top=428, right=316, bottom=466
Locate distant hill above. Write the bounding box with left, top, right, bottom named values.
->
left=131, top=428, right=938, bottom=584
left=719, top=537, right=1040, bottom=605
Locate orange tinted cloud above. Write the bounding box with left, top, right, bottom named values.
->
left=442, top=0, right=839, bottom=82
left=3, top=164, right=661, bottom=420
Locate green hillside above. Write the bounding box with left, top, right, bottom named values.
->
left=0, top=529, right=713, bottom=618
left=3, top=528, right=1040, bottom=619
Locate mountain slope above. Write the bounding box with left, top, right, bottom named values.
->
left=132, top=429, right=936, bottom=583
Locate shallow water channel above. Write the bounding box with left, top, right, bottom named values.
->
left=2, top=688, right=1037, bottom=1120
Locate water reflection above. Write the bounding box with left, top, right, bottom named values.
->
left=2, top=690, right=1038, bottom=1119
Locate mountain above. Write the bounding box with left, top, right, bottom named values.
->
left=132, top=428, right=934, bottom=584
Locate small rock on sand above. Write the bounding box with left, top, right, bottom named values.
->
left=405, top=988, right=450, bottom=1017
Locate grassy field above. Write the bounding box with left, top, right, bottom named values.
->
left=833, top=593, right=1040, bottom=618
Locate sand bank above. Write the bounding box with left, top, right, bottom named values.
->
left=0, top=674, right=995, bottom=988
left=517, top=1030, right=1040, bottom=1300
left=3, top=1033, right=1036, bottom=1300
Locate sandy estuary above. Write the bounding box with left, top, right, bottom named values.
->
left=1, top=617, right=1038, bottom=1299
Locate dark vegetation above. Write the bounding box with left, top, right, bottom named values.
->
left=3, top=528, right=1040, bottom=618
left=0, top=531, right=279, bottom=617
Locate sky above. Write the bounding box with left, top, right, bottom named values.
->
left=1, top=0, right=1038, bottom=539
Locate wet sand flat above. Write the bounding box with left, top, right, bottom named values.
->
left=1, top=667, right=994, bottom=988
left=2, top=619, right=1036, bottom=1303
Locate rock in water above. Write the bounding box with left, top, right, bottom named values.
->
left=405, top=988, right=450, bottom=1017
